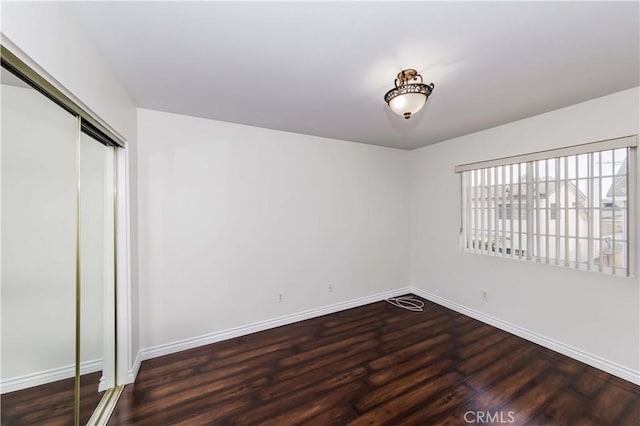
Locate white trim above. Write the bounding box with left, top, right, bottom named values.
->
left=628, top=146, right=638, bottom=277
left=410, top=286, right=640, bottom=385
left=128, top=352, right=142, bottom=384
left=115, top=146, right=134, bottom=385
left=139, top=287, right=411, bottom=361
left=1, top=359, right=102, bottom=394
left=98, top=376, right=108, bottom=393
left=100, top=145, right=116, bottom=392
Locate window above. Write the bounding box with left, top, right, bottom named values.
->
left=498, top=204, right=527, bottom=220
left=456, top=136, right=637, bottom=277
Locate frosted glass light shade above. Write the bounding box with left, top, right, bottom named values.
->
left=388, top=93, right=427, bottom=119
left=383, top=75, right=434, bottom=120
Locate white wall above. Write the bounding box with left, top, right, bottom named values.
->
left=410, top=87, right=640, bottom=375
left=137, top=109, right=411, bottom=349
left=1, top=2, right=140, bottom=373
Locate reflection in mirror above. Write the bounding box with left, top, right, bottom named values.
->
left=1, top=67, right=78, bottom=424
left=79, top=133, right=115, bottom=423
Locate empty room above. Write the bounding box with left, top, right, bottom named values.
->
left=1, top=1, right=639, bottom=425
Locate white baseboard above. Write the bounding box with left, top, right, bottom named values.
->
left=98, top=375, right=107, bottom=392
left=409, top=286, right=640, bottom=385
left=1, top=359, right=103, bottom=394
left=137, top=284, right=637, bottom=386
left=127, top=352, right=142, bottom=384
left=140, top=287, right=411, bottom=361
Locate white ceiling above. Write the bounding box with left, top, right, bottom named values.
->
left=65, top=1, right=639, bottom=150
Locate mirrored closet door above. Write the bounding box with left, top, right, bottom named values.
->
left=1, top=66, right=79, bottom=425
left=1, top=58, right=119, bottom=425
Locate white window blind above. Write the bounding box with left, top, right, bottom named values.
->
left=457, top=136, right=637, bottom=277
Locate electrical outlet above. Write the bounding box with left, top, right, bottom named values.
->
left=481, top=289, right=488, bottom=301
left=328, top=284, right=334, bottom=293
left=278, top=293, right=284, bottom=303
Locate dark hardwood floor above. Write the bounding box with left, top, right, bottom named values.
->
left=1, top=371, right=103, bottom=425
left=109, top=296, right=639, bottom=425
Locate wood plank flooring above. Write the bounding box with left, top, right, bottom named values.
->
left=1, top=371, right=103, bottom=425
left=109, top=297, right=639, bottom=425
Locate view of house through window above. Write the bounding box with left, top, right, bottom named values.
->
left=460, top=143, right=636, bottom=277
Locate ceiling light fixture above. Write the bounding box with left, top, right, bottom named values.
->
left=384, top=69, right=434, bottom=119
